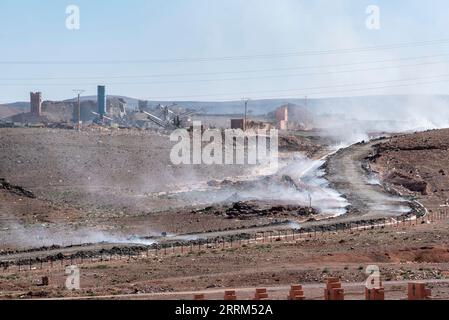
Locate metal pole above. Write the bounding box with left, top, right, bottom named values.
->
left=73, top=89, right=85, bottom=131
left=77, top=93, right=81, bottom=131
left=242, top=98, right=250, bottom=131
left=244, top=100, right=248, bottom=131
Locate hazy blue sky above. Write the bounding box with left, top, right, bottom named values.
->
left=1, top=0, right=449, bottom=102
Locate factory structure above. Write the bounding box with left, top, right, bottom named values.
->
left=1, top=84, right=199, bottom=130
left=2, top=87, right=313, bottom=132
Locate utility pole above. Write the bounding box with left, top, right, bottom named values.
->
left=73, top=89, right=85, bottom=131
left=242, top=98, right=250, bottom=131
left=304, top=95, right=308, bottom=130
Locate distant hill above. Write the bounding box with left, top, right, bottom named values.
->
left=2, top=101, right=30, bottom=110
left=0, top=104, right=26, bottom=120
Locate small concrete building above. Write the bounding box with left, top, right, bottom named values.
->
left=230, top=118, right=245, bottom=130
left=274, top=103, right=313, bottom=130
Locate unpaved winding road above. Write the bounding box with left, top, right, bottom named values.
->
left=325, top=138, right=412, bottom=218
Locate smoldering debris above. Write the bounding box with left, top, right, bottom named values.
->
left=192, top=200, right=316, bottom=220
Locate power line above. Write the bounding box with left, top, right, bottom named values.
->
left=2, top=38, right=449, bottom=65
left=1, top=59, right=448, bottom=87
left=2, top=53, right=449, bottom=82
left=249, top=78, right=449, bottom=100
left=166, top=78, right=449, bottom=101
left=143, top=74, right=449, bottom=100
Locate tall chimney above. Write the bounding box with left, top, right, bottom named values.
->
left=97, top=85, right=106, bottom=117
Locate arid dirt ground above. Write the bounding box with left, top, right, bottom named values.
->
left=0, top=127, right=324, bottom=249
left=1, top=127, right=449, bottom=299
left=370, top=129, right=449, bottom=214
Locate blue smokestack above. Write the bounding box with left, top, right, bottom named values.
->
left=97, top=85, right=106, bottom=117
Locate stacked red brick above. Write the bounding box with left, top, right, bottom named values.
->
left=408, top=282, right=432, bottom=300
left=365, top=285, right=385, bottom=300
left=224, top=290, right=237, bottom=300
left=288, top=284, right=305, bottom=300
left=324, top=277, right=344, bottom=300
left=254, top=288, right=269, bottom=300
left=194, top=293, right=205, bottom=300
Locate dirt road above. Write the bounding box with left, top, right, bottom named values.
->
left=325, top=139, right=413, bottom=219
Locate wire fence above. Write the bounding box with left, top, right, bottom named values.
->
left=1, top=208, right=447, bottom=274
